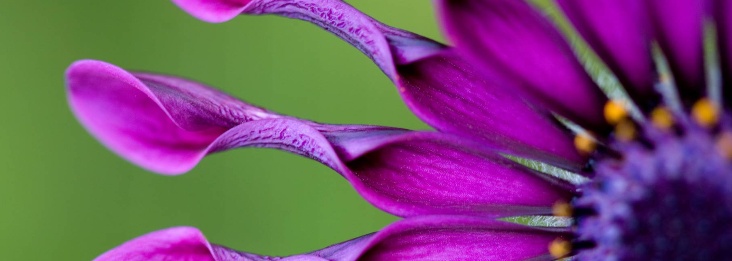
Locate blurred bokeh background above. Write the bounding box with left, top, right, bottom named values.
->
left=0, top=1, right=441, bottom=259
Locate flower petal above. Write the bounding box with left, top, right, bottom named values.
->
left=436, top=0, right=608, bottom=132
left=346, top=132, right=576, bottom=217
left=648, top=0, right=707, bottom=104
left=558, top=0, right=659, bottom=109
left=714, top=0, right=732, bottom=104
left=397, top=49, right=585, bottom=171
left=358, top=216, right=566, bottom=261
left=66, top=60, right=574, bottom=217
left=171, top=0, right=585, bottom=169
left=93, top=227, right=216, bottom=261
left=92, top=226, right=366, bottom=261
left=95, top=217, right=567, bottom=261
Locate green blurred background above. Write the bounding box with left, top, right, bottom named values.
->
left=0, top=1, right=440, bottom=260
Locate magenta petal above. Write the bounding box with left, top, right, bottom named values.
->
left=715, top=0, right=732, bottom=103
left=173, top=0, right=434, bottom=81
left=173, top=0, right=585, bottom=169
left=346, top=132, right=576, bottom=217
left=648, top=0, right=707, bottom=104
left=436, top=0, right=608, bottom=132
left=67, top=60, right=277, bottom=174
left=172, top=0, right=252, bottom=23
left=358, top=216, right=565, bottom=261
left=93, top=226, right=370, bottom=261
left=93, top=227, right=216, bottom=261
left=67, top=60, right=573, bottom=217
left=96, top=217, right=567, bottom=261
left=558, top=0, right=658, bottom=109
left=396, top=50, right=584, bottom=171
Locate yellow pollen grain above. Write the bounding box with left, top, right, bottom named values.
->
left=549, top=238, right=572, bottom=258
left=552, top=201, right=573, bottom=217
left=692, top=98, right=719, bottom=127
left=604, top=100, right=628, bottom=125
left=615, top=119, right=636, bottom=141
left=650, top=107, right=674, bottom=130
left=716, top=132, right=732, bottom=160
left=573, top=133, right=596, bottom=155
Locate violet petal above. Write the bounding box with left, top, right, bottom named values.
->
left=66, top=60, right=574, bottom=217
left=648, top=0, right=707, bottom=104
left=436, top=0, right=608, bottom=132
left=558, top=0, right=659, bottom=110
left=357, top=216, right=566, bottom=261
left=715, top=0, right=732, bottom=104
left=94, top=217, right=567, bottom=261
left=172, top=0, right=585, bottom=169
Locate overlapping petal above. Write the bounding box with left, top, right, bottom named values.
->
left=436, top=0, right=608, bottom=132
left=558, top=0, right=659, bottom=109
left=66, top=60, right=575, bottom=218
left=171, top=0, right=585, bottom=171
left=95, top=216, right=567, bottom=261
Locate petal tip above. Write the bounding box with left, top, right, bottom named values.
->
left=171, top=0, right=253, bottom=23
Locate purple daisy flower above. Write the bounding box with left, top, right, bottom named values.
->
left=69, top=0, right=732, bottom=260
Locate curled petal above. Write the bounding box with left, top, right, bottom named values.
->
left=558, top=0, right=659, bottom=109
left=67, top=60, right=574, bottom=217
left=95, top=217, right=567, bottom=261
left=172, top=0, right=584, bottom=169
left=436, top=0, right=608, bottom=132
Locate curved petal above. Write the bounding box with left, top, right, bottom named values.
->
left=648, top=0, right=707, bottom=105
left=94, top=227, right=217, bottom=261
left=558, top=0, right=659, bottom=110
left=436, top=0, right=608, bottom=132
left=95, top=217, right=568, bottom=261
left=93, top=226, right=360, bottom=261
left=66, top=60, right=575, bottom=217
left=171, top=0, right=585, bottom=170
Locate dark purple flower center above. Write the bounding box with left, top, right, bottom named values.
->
left=570, top=106, right=732, bottom=260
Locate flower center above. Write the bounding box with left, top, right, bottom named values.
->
left=565, top=100, right=732, bottom=260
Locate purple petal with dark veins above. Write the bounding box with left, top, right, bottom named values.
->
left=66, top=60, right=574, bottom=217
left=396, top=49, right=585, bottom=172
left=171, top=0, right=585, bottom=170
left=358, top=216, right=567, bottom=261
left=558, top=0, right=659, bottom=110
left=715, top=0, right=732, bottom=104
left=94, top=217, right=567, bottom=261
left=648, top=0, right=707, bottom=104
left=436, top=0, right=608, bottom=132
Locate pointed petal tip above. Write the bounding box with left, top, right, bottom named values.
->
left=171, top=0, right=253, bottom=23
left=65, top=59, right=207, bottom=175
left=93, top=226, right=214, bottom=261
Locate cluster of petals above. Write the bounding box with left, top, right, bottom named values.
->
left=66, top=0, right=728, bottom=260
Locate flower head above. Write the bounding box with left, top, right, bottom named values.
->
left=70, top=0, right=732, bottom=260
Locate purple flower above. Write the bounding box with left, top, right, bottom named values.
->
left=69, top=0, right=732, bottom=260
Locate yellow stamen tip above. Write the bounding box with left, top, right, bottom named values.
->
left=549, top=238, right=572, bottom=258
left=716, top=132, right=732, bottom=160
left=692, top=98, right=719, bottom=127
left=650, top=107, right=674, bottom=130
left=574, top=133, right=596, bottom=155
left=552, top=201, right=573, bottom=217
left=615, top=119, right=636, bottom=141
left=604, top=100, right=628, bottom=125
